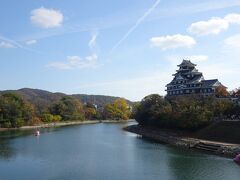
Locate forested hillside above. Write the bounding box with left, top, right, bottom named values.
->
left=0, top=88, right=132, bottom=113
left=0, top=88, right=133, bottom=128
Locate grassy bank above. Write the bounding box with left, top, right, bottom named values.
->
left=195, top=121, right=240, bottom=144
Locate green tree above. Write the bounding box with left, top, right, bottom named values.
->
left=42, top=113, right=62, bottom=123
left=51, top=96, right=85, bottom=121
left=135, top=94, right=215, bottom=130
left=0, top=93, right=35, bottom=128
left=134, top=94, right=172, bottom=127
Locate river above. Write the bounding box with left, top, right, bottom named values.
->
left=0, top=122, right=239, bottom=180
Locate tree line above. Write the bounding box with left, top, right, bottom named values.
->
left=0, top=93, right=130, bottom=128
left=133, top=88, right=240, bottom=130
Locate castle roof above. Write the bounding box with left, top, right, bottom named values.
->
left=186, top=74, right=204, bottom=84
left=201, top=79, right=225, bottom=88
left=177, top=60, right=196, bottom=67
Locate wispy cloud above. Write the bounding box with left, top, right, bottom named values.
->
left=0, top=35, right=24, bottom=49
left=150, top=34, right=196, bottom=50
left=88, top=32, right=98, bottom=49
left=150, top=0, right=240, bottom=20
left=17, top=1, right=240, bottom=42
left=0, top=35, right=42, bottom=54
left=0, top=41, right=15, bottom=48
left=30, top=7, right=63, bottom=28
left=110, top=0, right=161, bottom=54
left=47, top=54, right=99, bottom=70
left=26, top=39, right=37, bottom=45
left=224, top=33, right=240, bottom=48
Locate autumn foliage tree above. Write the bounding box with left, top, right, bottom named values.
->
left=103, top=98, right=130, bottom=120
left=215, top=86, right=229, bottom=98
left=230, top=87, right=240, bottom=98
left=84, top=103, right=97, bottom=120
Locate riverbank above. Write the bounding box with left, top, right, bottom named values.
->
left=0, top=119, right=135, bottom=132
left=124, top=125, right=240, bottom=157
left=101, top=119, right=135, bottom=123
left=0, top=120, right=99, bottom=132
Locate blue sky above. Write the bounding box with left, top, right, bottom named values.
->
left=0, top=0, right=240, bottom=101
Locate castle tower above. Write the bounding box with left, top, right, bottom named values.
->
left=166, top=60, right=225, bottom=96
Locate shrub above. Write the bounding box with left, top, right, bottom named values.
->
left=1, top=121, right=12, bottom=128
left=14, top=118, right=25, bottom=128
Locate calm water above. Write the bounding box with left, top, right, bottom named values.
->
left=0, top=123, right=239, bottom=180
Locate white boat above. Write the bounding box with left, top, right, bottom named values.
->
left=35, top=130, right=40, bottom=136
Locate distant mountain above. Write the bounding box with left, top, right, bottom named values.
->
left=0, top=88, right=133, bottom=114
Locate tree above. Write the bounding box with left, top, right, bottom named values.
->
left=215, top=86, right=229, bottom=98
left=231, top=88, right=240, bottom=98
left=113, top=98, right=130, bottom=120
left=134, top=94, right=172, bottom=127
left=103, top=98, right=130, bottom=120
left=134, top=94, right=215, bottom=130
left=130, top=102, right=141, bottom=119
left=42, top=113, right=61, bottom=123
left=0, top=93, right=35, bottom=127
left=84, top=103, right=97, bottom=120
left=51, top=96, right=85, bottom=121
left=169, top=96, right=213, bottom=129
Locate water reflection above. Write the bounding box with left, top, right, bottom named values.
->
left=0, top=123, right=239, bottom=180
left=0, top=128, right=58, bottom=160
left=166, top=147, right=238, bottom=180
left=0, top=139, right=16, bottom=160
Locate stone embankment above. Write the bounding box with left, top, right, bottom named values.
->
left=124, top=125, right=240, bottom=157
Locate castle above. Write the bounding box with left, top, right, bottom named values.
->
left=166, top=60, right=225, bottom=96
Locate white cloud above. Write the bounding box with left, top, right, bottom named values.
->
left=150, top=34, right=196, bottom=50
left=224, top=13, right=240, bottom=24
left=224, top=34, right=240, bottom=48
left=26, top=39, right=37, bottom=45
left=47, top=54, right=99, bottom=70
left=188, top=13, right=240, bottom=36
left=88, top=33, right=98, bottom=49
left=188, top=17, right=229, bottom=35
left=30, top=7, right=63, bottom=28
left=0, top=41, right=15, bottom=48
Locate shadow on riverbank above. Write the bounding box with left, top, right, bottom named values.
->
left=124, top=124, right=240, bottom=157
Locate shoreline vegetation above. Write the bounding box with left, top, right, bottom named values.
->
left=0, top=91, right=131, bottom=129
left=0, top=119, right=135, bottom=132
left=128, top=93, right=240, bottom=157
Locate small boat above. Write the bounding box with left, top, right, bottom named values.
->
left=233, top=154, right=240, bottom=164
left=34, top=130, right=40, bottom=136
